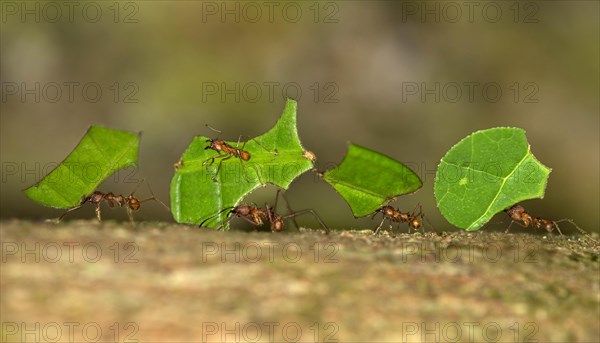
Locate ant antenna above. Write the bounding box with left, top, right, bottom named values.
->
left=411, top=203, right=435, bottom=232
left=553, top=219, right=593, bottom=237
left=139, top=181, right=170, bottom=211
left=127, top=177, right=145, bottom=196
left=205, top=124, right=223, bottom=135
left=199, top=206, right=235, bottom=228
left=123, top=179, right=168, bottom=223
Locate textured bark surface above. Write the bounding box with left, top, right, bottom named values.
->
left=2, top=220, right=599, bottom=342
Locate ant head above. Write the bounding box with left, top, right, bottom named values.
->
left=506, top=204, right=526, bottom=220
left=233, top=204, right=251, bottom=216
left=271, top=218, right=284, bottom=232
left=379, top=206, right=395, bottom=217
left=208, top=139, right=226, bottom=151
left=127, top=195, right=141, bottom=211
left=205, top=138, right=218, bottom=150
left=540, top=219, right=554, bottom=232
left=87, top=192, right=104, bottom=204
left=410, top=218, right=422, bottom=230
left=240, top=151, right=251, bottom=161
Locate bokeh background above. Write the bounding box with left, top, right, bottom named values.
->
left=1, top=1, right=598, bottom=233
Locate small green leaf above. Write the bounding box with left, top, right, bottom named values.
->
left=24, top=126, right=140, bottom=208
left=434, top=127, right=551, bottom=230
left=170, top=99, right=313, bottom=227
left=323, top=144, right=423, bottom=217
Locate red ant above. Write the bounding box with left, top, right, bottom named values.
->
left=202, top=125, right=277, bottom=181
left=371, top=204, right=431, bottom=235
left=504, top=204, right=587, bottom=236
left=56, top=181, right=169, bottom=223
left=199, top=190, right=329, bottom=234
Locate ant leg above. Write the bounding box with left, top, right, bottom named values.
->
left=504, top=221, right=514, bottom=234
left=238, top=158, right=249, bottom=183
left=95, top=204, right=102, bottom=222
left=551, top=222, right=563, bottom=235
left=422, top=213, right=436, bottom=232
left=275, top=189, right=300, bottom=230
left=253, top=138, right=278, bottom=156
left=57, top=205, right=83, bottom=222
left=233, top=213, right=263, bottom=231
left=374, top=217, right=391, bottom=235
left=481, top=216, right=505, bottom=232
left=126, top=207, right=134, bottom=223
left=373, top=217, right=385, bottom=235
left=282, top=209, right=330, bottom=234
left=202, top=152, right=227, bottom=166
left=505, top=220, right=527, bottom=233
left=411, top=203, right=423, bottom=217
left=212, top=155, right=233, bottom=181
left=373, top=220, right=384, bottom=235
left=410, top=203, right=430, bottom=232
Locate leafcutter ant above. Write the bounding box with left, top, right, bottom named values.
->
left=504, top=204, right=587, bottom=236
left=202, top=125, right=277, bottom=181
left=371, top=204, right=432, bottom=235
left=199, top=190, right=329, bottom=234
left=56, top=180, right=169, bottom=223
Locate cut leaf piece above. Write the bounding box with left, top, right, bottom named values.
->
left=24, top=126, right=140, bottom=208
left=170, top=98, right=314, bottom=227
left=434, top=127, right=551, bottom=231
left=323, top=144, right=423, bottom=217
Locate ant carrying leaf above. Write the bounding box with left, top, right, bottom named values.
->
left=371, top=204, right=434, bottom=235
left=54, top=180, right=169, bottom=223
left=171, top=99, right=316, bottom=226
left=199, top=189, right=329, bottom=234
left=504, top=204, right=589, bottom=236
left=202, top=125, right=278, bottom=181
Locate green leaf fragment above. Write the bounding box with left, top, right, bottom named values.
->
left=434, top=127, right=551, bottom=230
left=323, top=144, right=423, bottom=217
left=170, top=98, right=314, bottom=227
left=24, top=125, right=140, bottom=208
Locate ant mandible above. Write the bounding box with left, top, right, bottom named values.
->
left=504, top=204, right=587, bottom=235
left=371, top=204, right=430, bottom=235
left=202, top=125, right=277, bottom=181
left=56, top=181, right=169, bottom=223
left=199, top=190, right=329, bottom=234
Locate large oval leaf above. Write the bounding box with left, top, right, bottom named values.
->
left=323, top=144, right=423, bottom=217
left=170, top=99, right=314, bottom=227
left=434, top=127, right=551, bottom=230
left=24, top=126, right=140, bottom=208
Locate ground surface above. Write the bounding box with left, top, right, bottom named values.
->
left=1, top=220, right=599, bottom=343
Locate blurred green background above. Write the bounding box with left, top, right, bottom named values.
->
left=1, top=1, right=598, bottom=232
